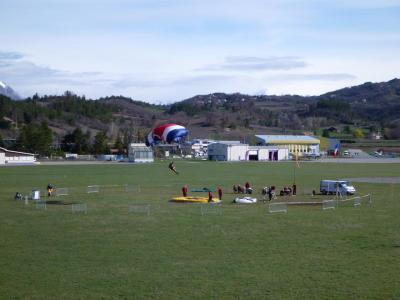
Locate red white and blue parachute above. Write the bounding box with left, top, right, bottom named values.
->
left=146, top=123, right=189, bottom=146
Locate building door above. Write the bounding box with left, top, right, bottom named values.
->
left=248, top=150, right=258, bottom=161
left=269, top=150, right=278, bottom=161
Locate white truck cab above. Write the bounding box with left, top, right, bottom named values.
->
left=320, top=180, right=356, bottom=195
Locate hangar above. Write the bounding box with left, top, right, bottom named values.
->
left=255, top=135, right=320, bottom=158
left=0, top=147, right=36, bottom=165
left=207, top=142, right=289, bottom=161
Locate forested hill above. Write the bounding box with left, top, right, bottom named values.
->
left=172, top=78, right=400, bottom=124
left=1, top=79, right=400, bottom=155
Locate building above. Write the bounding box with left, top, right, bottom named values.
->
left=128, top=143, right=154, bottom=163
left=207, top=142, right=248, bottom=161
left=188, top=139, right=241, bottom=158
left=0, top=147, right=36, bottom=165
left=207, top=142, right=289, bottom=161
left=370, top=131, right=383, bottom=140
left=255, top=135, right=320, bottom=157
left=247, top=146, right=289, bottom=161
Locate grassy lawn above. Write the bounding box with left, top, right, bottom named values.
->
left=1, top=161, right=399, bottom=299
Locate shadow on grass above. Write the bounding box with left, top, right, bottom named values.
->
left=45, top=200, right=81, bottom=205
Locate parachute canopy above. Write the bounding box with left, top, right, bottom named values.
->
left=146, top=123, right=189, bottom=146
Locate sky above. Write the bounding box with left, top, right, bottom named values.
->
left=0, top=0, right=399, bottom=103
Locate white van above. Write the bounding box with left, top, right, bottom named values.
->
left=320, top=180, right=356, bottom=195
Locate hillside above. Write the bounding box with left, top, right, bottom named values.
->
left=0, top=81, right=21, bottom=100
left=1, top=79, right=400, bottom=154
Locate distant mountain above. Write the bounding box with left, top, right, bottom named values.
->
left=0, top=81, right=21, bottom=100
left=322, top=78, right=400, bottom=102
left=1, top=78, right=400, bottom=143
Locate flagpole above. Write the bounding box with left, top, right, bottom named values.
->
left=293, top=160, right=296, bottom=185
left=293, top=150, right=299, bottom=195
left=293, top=151, right=297, bottom=185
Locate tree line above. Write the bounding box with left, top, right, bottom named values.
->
left=0, top=123, right=132, bottom=157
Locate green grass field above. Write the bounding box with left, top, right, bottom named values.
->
left=1, top=161, right=399, bottom=299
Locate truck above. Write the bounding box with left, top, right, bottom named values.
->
left=320, top=180, right=356, bottom=195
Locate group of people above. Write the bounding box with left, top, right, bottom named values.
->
left=233, top=182, right=253, bottom=194
left=14, top=183, right=55, bottom=201
left=262, top=186, right=277, bottom=201
left=174, top=159, right=298, bottom=203
left=208, top=187, right=223, bottom=202
left=279, top=184, right=297, bottom=196
left=232, top=183, right=297, bottom=201
left=181, top=185, right=223, bottom=202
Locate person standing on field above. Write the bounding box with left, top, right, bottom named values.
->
left=217, top=187, right=223, bottom=200
left=182, top=185, right=188, bottom=197
left=208, top=191, right=213, bottom=202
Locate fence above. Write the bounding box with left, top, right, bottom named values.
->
left=337, top=194, right=371, bottom=207
left=268, top=202, right=288, bottom=214
left=71, top=203, right=87, bottom=214
left=35, top=202, right=47, bottom=210
left=56, top=188, right=69, bottom=196
left=353, top=196, right=362, bottom=207
left=87, top=185, right=100, bottom=193
left=363, top=194, right=372, bottom=204
left=129, top=204, right=151, bottom=216
left=125, top=185, right=141, bottom=193
left=200, top=203, right=222, bottom=216
left=322, top=199, right=337, bottom=210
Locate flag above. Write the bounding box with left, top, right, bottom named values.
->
left=334, top=144, right=339, bottom=157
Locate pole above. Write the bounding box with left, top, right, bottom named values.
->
left=293, top=160, right=296, bottom=185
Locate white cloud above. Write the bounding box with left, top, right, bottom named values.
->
left=199, top=56, right=307, bottom=72
left=0, top=51, right=25, bottom=60
left=273, top=73, right=356, bottom=81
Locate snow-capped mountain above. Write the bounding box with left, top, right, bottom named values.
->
left=0, top=81, right=21, bottom=100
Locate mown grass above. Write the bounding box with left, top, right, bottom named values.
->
left=0, top=161, right=399, bottom=299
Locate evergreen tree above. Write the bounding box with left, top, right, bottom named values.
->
left=114, top=135, right=124, bottom=154
left=15, top=122, right=53, bottom=155
left=61, top=128, right=91, bottom=154
left=123, top=129, right=134, bottom=148
left=93, top=132, right=109, bottom=154
left=322, top=129, right=330, bottom=138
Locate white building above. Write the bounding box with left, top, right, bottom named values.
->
left=0, top=147, right=36, bottom=165
left=207, top=142, right=289, bottom=161
left=190, top=139, right=216, bottom=151
left=128, top=143, right=154, bottom=163
left=189, top=139, right=241, bottom=158
left=247, top=146, right=289, bottom=161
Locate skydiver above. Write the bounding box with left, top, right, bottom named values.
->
left=168, top=161, right=179, bottom=175
left=47, top=183, right=54, bottom=196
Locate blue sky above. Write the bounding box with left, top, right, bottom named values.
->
left=0, top=0, right=399, bottom=103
